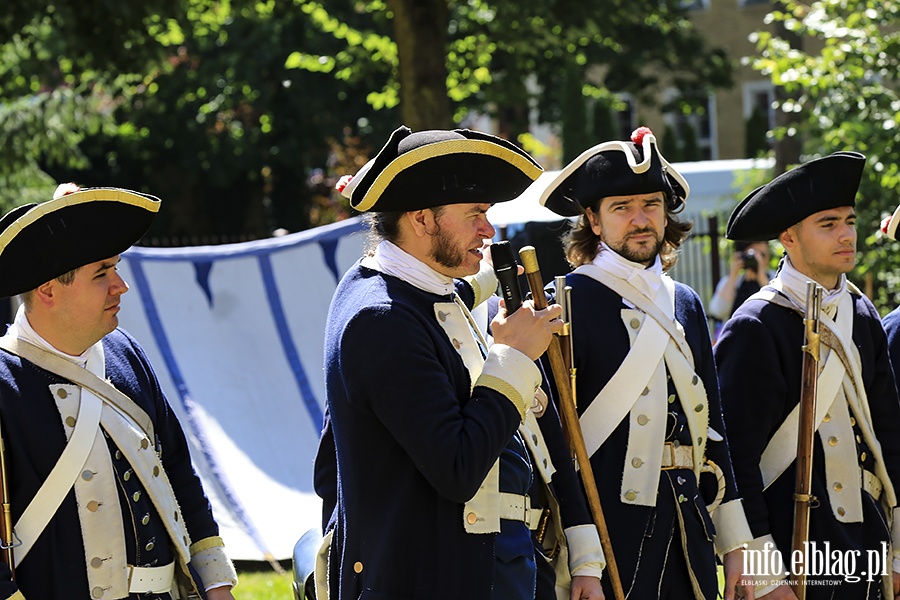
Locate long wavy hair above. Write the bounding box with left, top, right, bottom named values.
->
left=562, top=201, right=693, bottom=271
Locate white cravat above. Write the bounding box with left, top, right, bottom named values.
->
left=592, top=242, right=664, bottom=308
left=7, top=304, right=105, bottom=376
left=772, top=256, right=847, bottom=318
left=362, top=240, right=455, bottom=296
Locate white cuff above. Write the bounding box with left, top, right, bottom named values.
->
left=745, top=534, right=788, bottom=597
left=565, top=524, right=605, bottom=579
left=476, top=344, right=541, bottom=420
left=712, top=499, right=753, bottom=558
left=466, top=260, right=498, bottom=308
left=191, top=541, right=238, bottom=590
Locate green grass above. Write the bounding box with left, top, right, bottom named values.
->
left=234, top=563, right=295, bottom=600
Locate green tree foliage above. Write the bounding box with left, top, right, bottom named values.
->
left=2, top=0, right=396, bottom=237
left=751, top=0, right=899, bottom=312
left=288, top=1, right=732, bottom=147
left=3, top=0, right=731, bottom=238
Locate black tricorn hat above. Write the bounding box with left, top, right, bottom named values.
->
left=539, top=127, right=689, bottom=217
left=726, top=151, right=865, bottom=241
left=346, top=126, right=543, bottom=212
left=0, top=187, right=161, bottom=297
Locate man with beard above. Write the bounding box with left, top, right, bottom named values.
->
left=538, top=127, right=753, bottom=600
left=313, top=127, right=605, bottom=600
left=715, top=152, right=900, bottom=599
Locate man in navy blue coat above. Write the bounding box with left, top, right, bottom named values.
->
left=538, top=127, right=753, bottom=600
left=0, top=186, right=237, bottom=599
left=715, top=152, right=900, bottom=599
left=314, top=127, right=605, bottom=600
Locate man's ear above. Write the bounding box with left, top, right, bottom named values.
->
left=32, top=280, right=56, bottom=308
left=779, top=227, right=797, bottom=253
left=586, top=208, right=602, bottom=237
left=406, top=209, right=435, bottom=238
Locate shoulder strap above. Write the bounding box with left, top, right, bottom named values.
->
left=573, top=265, right=695, bottom=367
left=0, top=336, right=155, bottom=440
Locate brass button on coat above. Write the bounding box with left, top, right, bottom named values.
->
left=82, top=470, right=94, bottom=481
left=57, top=388, right=68, bottom=399
left=828, top=436, right=838, bottom=447
left=631, top=458, right=643, bottom=468
left=87, top=501, right=100, bottom=512
left=466, top=512, right=477, bottom=525
left=833, top=482, right=843, bottom=492
left=65, top=416, right=76, bottom=427
left=90, top=557, right=104, bottom=568
left=636, top=414, right=649, bottom=426
left=141, top=438, right=150, bottom=449
left=145, top=541, right=155, bottom=551
left=92, top=586, right=104, bottom=598
left=353, top=562, right=364, bottom=573
left=624, top=490, right=637, bottom=501
left=630, top=318, right=640, bottom=329
left=837, top=506, right=846, bottom=516
left=142, top=514, right=151, bottom=525
left=123, top=470, right=132, bottom=481
left=132, top=491, right=141, bottom=502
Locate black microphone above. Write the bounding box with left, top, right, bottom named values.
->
left=491, top=240, right=523, bottom=314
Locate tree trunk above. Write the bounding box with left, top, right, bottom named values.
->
left=387, top=0, right=452, bottom=130
left=773, top=1, right=803, bottom=175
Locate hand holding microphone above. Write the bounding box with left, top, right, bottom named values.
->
left=490, top=241, right=561, bottom=360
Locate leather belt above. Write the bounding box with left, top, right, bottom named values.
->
left=863, top=469, right=883, bottom=501
left=128, top=562, right=175, bottom=594
left=499, top=492, right=542, bottom=530
left=661, top=442, right=694, bottom=470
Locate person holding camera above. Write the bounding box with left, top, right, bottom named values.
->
left=708, top=240, right=773, bottom=323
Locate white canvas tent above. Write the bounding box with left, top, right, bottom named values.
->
left=115, top=158, right=770, bottom=562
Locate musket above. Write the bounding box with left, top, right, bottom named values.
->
left=789, top=281, right=822, bottom=599
left=0, top=419, right=15, bottom=578
left=520, top=246, right=626, bottom=600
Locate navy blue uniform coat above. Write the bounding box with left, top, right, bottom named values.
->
left=316, top=262, right=599, bottom=600
left=716, top=290, right=900, bottom=597
left=555, top=274, right=741, bottom=598
left=0, top=329, right=220, bottom=600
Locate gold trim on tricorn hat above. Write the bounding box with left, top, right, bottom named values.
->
left=0, top=187, right=161, bottom=297
left=347, top=126, right=543, bottom=213
left=539, top=127, right=689, bottom=217
left=726, top=151, right=865, bottom=241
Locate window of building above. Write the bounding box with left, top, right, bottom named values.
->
left=742, top=80, right=776, bottom=156
left=589, top=93, right=636, bottom=142
left=662, top=90, right=718, bottom=161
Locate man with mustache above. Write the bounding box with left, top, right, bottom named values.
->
left=0, top=185, right=237, bottom=599
left=313, top=127, right=604, bottom=600
left=539, top=127, right=753, bottom=600
left=715, top=152, right=900, bottom=599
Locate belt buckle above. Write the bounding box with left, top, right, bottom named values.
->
left=663, top=442, right=676, bottom=470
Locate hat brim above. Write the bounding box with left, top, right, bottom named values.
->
left=0, top=188, right=160, bottom=297
left=539, top=135, right=690, bottom=217
left=351, top=129, right=542, bottom=213
left=726, top=152, right=865, bottom=241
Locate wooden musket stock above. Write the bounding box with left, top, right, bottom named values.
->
left=519, top=246, right=625, bottom=600
left=0, top=424, right=14, bottom=578
left=790, top=281, right=822, bottom=599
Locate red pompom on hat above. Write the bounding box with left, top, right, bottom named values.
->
left=631, top=126, right=653, bottom=145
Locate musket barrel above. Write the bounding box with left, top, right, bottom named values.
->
left=790, top=281, right=822, bottom=599
left=518, top=246, right=625, bottom=600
